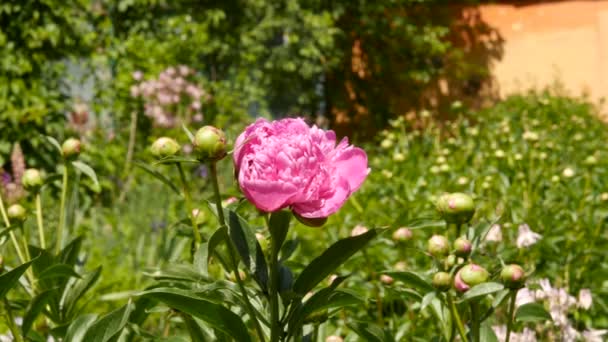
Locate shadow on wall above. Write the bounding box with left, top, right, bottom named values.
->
left=326, top=4, right=505, bottom=138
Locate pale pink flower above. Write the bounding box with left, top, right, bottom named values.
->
left=351, top=225, right=368, bottom=237
left=234, top=118, right=369, bottom=219
left=582, top=329, right=608, bottom=342
left=578, top=289, right=592, bottom=310
left=516, top=224, right=542, bottom=248
left=485, top=224, right=502, bottom=242
left=515, top=287, right=536, bottom=307
left=132, top=70, right=143, bottom=81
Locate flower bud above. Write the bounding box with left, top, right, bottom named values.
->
left=427, top=235, right=450, bottom=257
left=62, top=138, right=82, bottom=158
left=459, top=264, right=489, bottom=288
left=435, top=192, right=475, bottom=224
left=380, top=274, right=394, bottom=285
left=454, top=269, right=469, bottom=292
left=193, top=126, right=227, bottom=161
left=22, top=169, right=44, bottom=191
left=392, top=227, right=413, bottom=242
left=150, top=137, right=180, bottom=158
left=453, top=237, right=472, bottom=258
left=500, top=264, right=526, bottom=289
left=350, top=225, right=369, bottom=237
left=7, top=204, right=26, bottom=223
left=444, top=254, right=457, bottom=269
left=294, top=213, right=327, bottom=227
left=432, top=272, right=452, bottom=292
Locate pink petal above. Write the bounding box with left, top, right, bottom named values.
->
left=332, top=146, right=369, bottom=192
left=293, top=177, right=350, bottom=218
left=240, top=177, right=299, bottom=212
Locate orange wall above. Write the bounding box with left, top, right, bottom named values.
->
left=479, top=1, right=608, bottom=102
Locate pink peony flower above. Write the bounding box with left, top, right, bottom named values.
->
left=234, top=118, right=369, bottom=220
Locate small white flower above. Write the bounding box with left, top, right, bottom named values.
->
left=578, top=289, right=593, bottom=310
left=562, top=168, right=575, bottom=178
left=494, top=149, right=506, bottom=158
left=457, top=176, right=469, bottom=185
left=582, top=329, right=608, bottom=342
left=485, top=224, right=502, bottom=242
left=516, top=224, right=542, bottom=248
left=516, top=287, right=536, bottom=307
left=519, top=327, right=538, bottom=341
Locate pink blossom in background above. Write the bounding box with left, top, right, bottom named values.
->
left=234, top=118, right=369, bottom=220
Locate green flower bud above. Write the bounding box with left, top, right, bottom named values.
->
left=22, top=169, right=44, bottom=191
left=500, top=264, right=526, bottom=289
left=62, top=138, right=82, bottom=158
left=193, top=126, right=227, bottom=161
left=459, top=264, right=489, bottom=287
left=427, top=235, right=450, bottom=257
left=445, top=254, right=457, bottom=269
left=435, top=192, right=475, bottom=224
left=432, top=272, right=452, bottom=292
left=584, top=155, right=598, bottom=167
left=150, top=137, right=181, bottom=158
left=7, top=204, right=26, bottom=223
left=453, top=237, right=472, bottom=258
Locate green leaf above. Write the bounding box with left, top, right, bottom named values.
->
left=0, top=225, right=19, bottom=246
left=133, top=161, right=181, bottom=195
left=44, top=135, right=62, bottom=154
left=269, top=211, right=290, bottom=250
left=515, top=303, right=552, bottom=323
left=71, top=161, right=101, bottom=193
left=37, top=264, right=80, bottom=281
left=182, top=124, right=195, bottom=142
left=0, top=258, right=35, bottom=299
left=480, top=321, right=499, bottom=342
left=421, top=291, right=436, bottom=311
left=59, top=236, right=83, bottom=266
left=403, top=218, right=446, bottom=230
left=139, top=288, right=251, bottom=342
left=348, top=321, right=393, bottom=342
left=153, top=156, right=199, bottom=165
left=384, top=271, right=434, bottom=293
left=226, top=210, right=268, bottom=291
left=293, top=228, right=379, bottom=295
left=81, top=301, right=135, bottom=342
left=22, top=290, right=55, bottom=335
left=460, top=282, right=504, bottom=302
left=64, top=314, right=98, bottom=342
left=61, top=266, right=102, bottom=318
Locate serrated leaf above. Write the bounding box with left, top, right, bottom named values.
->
left=134, top=161, right=181, bottom=195
left=81, top=301, right=135, bottom=342
left=293, top=228, right=379, bottom=295
left=71, top=161, right=101, bottom=193
left=515, top=303, right=552, bottom=323
left=139, top=288, right=251, bottom=342
left=384, top=271, right=434, bottom=293
left=460, top=282, right=504, bottom=302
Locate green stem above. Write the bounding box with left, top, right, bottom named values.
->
left=0, top=194, right=27, bottom=265
left=269, top=233, right=280, bottom=342
left=447, top=292, right=468, bottom=342
left=56, top=164, right=69, bottom=254
left=176, top=163, right=201, bottom=248
left=470, top=302, right=480, bottom=342
left=505, top=290, right=518, bottom=342
left=208, top=162, right=266, bottom=342
left=3, top=298, right=24, bottom=342
left=35, top=193, right=46, bottom=249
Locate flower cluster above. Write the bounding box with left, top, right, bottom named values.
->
left=507, top=279, right=605, bottom=341
left=130, top=66, right=209, bottom=127
left=233, top=118, right=369, bottom=221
